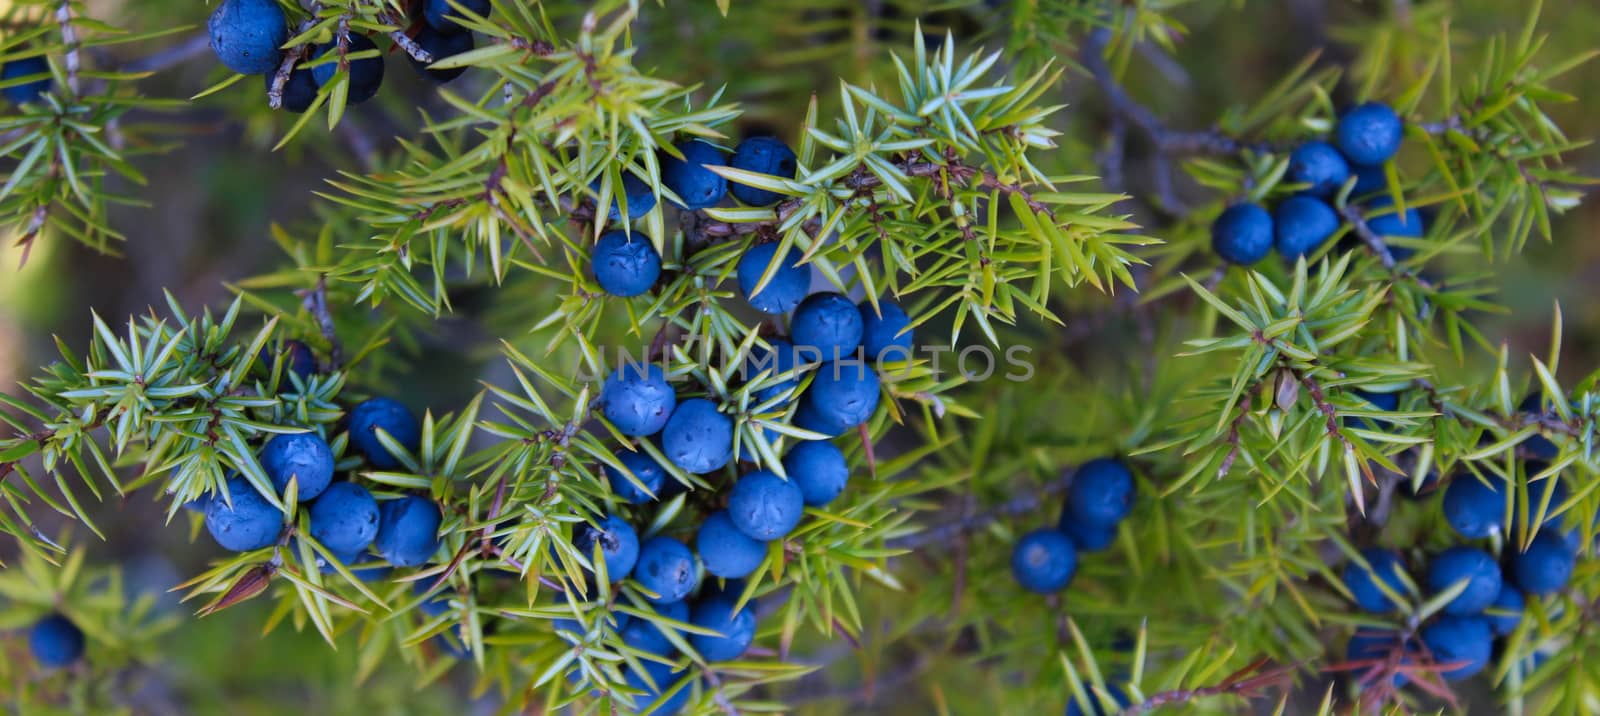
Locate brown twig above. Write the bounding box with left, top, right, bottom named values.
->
left=380, top=11, right=432, bottom=63
left=268, top=2, right=324, bottom=110
left=296, top=275, right=343, bottom=370
left=54, top=1, right=80, bottom=96
left=890, top=465, right=1079, bottom=550
left=1217, top=392, right=1254, bottom=479
left=1339, top=204, right=1398, bottom=271
left=1118, top=657, right=1296, bottom=715
left=1082, top=29, right=1278, bottom=159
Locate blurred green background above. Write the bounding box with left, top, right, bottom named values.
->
left=0, top=0, right=1595, bottom=712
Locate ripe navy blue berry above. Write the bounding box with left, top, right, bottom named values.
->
left=207, top=0, right=288, bottom=75
left=1272, top=195, right=1340, bottom=259
left=606, top=447, right=668, bottom=503
left=697, top=510, right=767, bottom=579
left=1066, top=458, right=1136, bottom=528
left=689, top=596, right=756, bottom=661
left=660, top=139, right=728, bottom=210
left=660, top=398, right=734, bottom=473
left=727, top=470, right=805, bottom=541
left=1286, top=141, right=1351, bottom=197
left=408, top=26, right=473, bottom=84
left=1059, top=514, right=1117, bottom=552
left=260, top=431, right=335, bottom=501
left=1346, top=389, right=1400, bottom=431
left=1354, top=389, right=1399, bottom=412
left=793, top=399, right=837, bottom=438
left=374, top=495, right=443, bottom=567
left=1011, top=528, right=1078, bottom=594
left=309, top=481, right=381, bottom=555
left=1341, top=547, right=1408, bottom=613
left=1518, top=392, right=1561, bottom=460
left=729, top=136, right=797, bottom=206
left=791, top=293, right=864, bottom=361
left=1510, top=476, right=1572, bottom=543
left=1, top=57, right=51, bottom=105
left=1210, top=203, right=1274, bottom=265
left=736, top=242, right=809, bottom=314
left=266, top=68, right=317, bottom=113
left=781, top=440, right=849, bottom=507
left=1364, top=198, right=1424, bottom=239
left=746, top=337, right=808, bottom=403
left=348, top=397, right=422, bottom=469
left=1442, top=475, right=1505, bottom=539
left=620, top=599, right=689, bottom=656
left=1351, top=163, right=1388, bottom=196
left=634, top=536, right=699, bottom=604
left=626, top=660, right=690, bottom=716
left=414, top=581, right=451, bottom=618
left=205, top=476, right=283, bottom=551
left=1345, top=630, right=1410, bottom=688
left=597, top=173, right=658, bottom=222
left=1420, top=615, right=1492, bottom=681
left=1426, top=546, right=1503, bottom=615
left=311, top=35, right=385, bottom=105
left=591, top=230, right=662, bottom=298
left=1065, top=685, right=1129, bottom=716
left=799, top=361, right=880, bottom=436
left=1486, top=582, right=1524, bottom=636
left=858, top=299, right=914, bottom=360
left=29, top=614, right=84, bottom=668
left=574, top=514, right=641, bottom=581
left=1364, top=197, right=1425, bottom=260
left=600, top=364, right=676, bottom=437
left=1512, top=531, right=1577, bottom=595
left=424, top=0, right=491, bottom=34
left=1335, top=102, right=1404, bottom=167
left=261, top=339, right=317, bottom=380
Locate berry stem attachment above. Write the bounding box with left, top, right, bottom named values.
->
left=297, top=275, right=343, bottom=371
left=268, top=1, right=322, bottom=110
left=380, top=11, right=433, bottom=64
left=1339, top=204, right=1399, bottom=271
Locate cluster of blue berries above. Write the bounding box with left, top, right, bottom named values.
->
left=206, top=0, right=488, bottom=113
left=569, top=355, right=866, bottom=711
left=591, top=135, right=911, bottom=446
left=193, top=340, right=441, bottom=574
left=589, top=134, right=799, bottom=230
left=1011, top=458, right=1137, bottom=595
left=584, top=135, right=924, bottom=711
left=1340, top=392, right=1582, bottom=686
left=589, top=134, right=804, bottom=296
left=1211, top=102, right=1426, bottom=265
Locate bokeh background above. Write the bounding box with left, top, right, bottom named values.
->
left=0, top=0, right=1596, bottom=713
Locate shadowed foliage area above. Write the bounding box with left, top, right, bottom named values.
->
left=0, top=1, right=1596, bottom=714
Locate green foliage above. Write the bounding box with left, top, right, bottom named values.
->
left=0, top=1, right=1597, bottom=715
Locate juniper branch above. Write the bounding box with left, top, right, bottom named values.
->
left=54, top=0, right=80, bottom=95
left=121, top=33, right=212, bottom=74
left=1081, top=30, right=1276, bottom=159
left=380, top=11, right=432, bottom=63
left=269, top=2, right=324, bottom=109
left=890, top=465, right=1079, bottom=550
